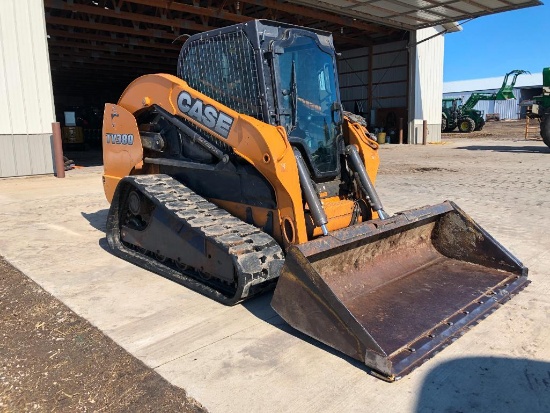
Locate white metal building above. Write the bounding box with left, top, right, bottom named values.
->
left=443, top=73, right=544, bottom=120
left=0, top=0, right=543, bottom=177
left=0, top=0, right=56, bottom=177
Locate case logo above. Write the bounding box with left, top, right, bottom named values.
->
left=106, top=133, right=134, bottom=145
left=177, top=91, right=234, bottom=139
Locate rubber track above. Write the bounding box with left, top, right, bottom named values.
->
left=107, top=174, right=285, bottom=305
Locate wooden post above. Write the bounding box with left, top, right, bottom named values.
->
left=367, top=45, right=373, bottom=119
left=398, top=117, right=403, bottom=144
left=52, top=122, right=65, bottom=178
left=422, top=120, right=428, bottom=145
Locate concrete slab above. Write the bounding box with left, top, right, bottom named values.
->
left=1, top=139, right=549, bottom=412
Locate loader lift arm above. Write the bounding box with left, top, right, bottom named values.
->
left=462, top=69, right=530, bottom=111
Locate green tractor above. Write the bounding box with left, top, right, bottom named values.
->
left=531, top=67, right=550, bottom=147
left=442, top=70, right=529, bottom=133
left=442, top=97, right=484, bottom=133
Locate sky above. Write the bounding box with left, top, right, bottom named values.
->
left=443, top=2, right=549, bottom=82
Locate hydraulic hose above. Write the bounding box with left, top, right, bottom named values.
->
left=153, top=104, right=228, bottom=163
left=293, top=148, right=329, bottom=236
left=345, top=145, right=390, bottom=220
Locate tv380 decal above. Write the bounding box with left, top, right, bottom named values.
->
left=106, top=133, right=134, bottom=145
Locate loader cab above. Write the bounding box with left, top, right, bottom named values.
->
left=177, top=20, right=343, bottom=181
left=270, top=30, right=342, bottom=179
left=442, top=98, right=460, bottom=112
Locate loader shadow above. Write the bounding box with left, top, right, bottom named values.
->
left=98, top=236, right=110, bottom=252
left=416, top=357, right=550, bottom=413
left=81, top=209, right=109, bottom=232
left=80, top=209, right=111, bottom=252
left=241, top=292, right=371, bottom=373
left=455, top=144, right=550, bottom=154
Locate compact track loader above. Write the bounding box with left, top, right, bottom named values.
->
left=102, top=20, right=528, bottom=381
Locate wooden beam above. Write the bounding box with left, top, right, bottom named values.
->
left=47, top=15, right=373, bottom=50
left=368, top=44, right=373, bottom=113
left=50, top=73, right=163, bottom=84
left=51, top=79, right=138, bottom=88
left=44, top=0, right=217, bottom=33
left=46, top=29, right=181, bottom=51
left=51, top=72, right=142, bottom=81
left=333, top=33, right=374, bottom=47
left=50, top=46, right=175, bottom=67
left=50, top=55, right=175, bottom=72
left=123, top=0, right=252, bottom=24
left=46, top=16, right=178, bottom=40
left=48, top=39, right=179, bottom=58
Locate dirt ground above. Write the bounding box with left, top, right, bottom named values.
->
left=0, top=257, right=206, bottom=413
left=442, top=118, right=540, bottom=141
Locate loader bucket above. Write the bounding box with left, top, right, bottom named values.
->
left=271, top=201, right=529, bottom=381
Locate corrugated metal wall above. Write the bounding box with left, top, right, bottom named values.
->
left=338, top=40, right=408, bottom=112
left=338, top=28, right=444, bottom=143
left=338, top=48, right=369, bottom=111
left=0, top=0, right=55, bottom=177
left=443, top=89, right=521, bottom=120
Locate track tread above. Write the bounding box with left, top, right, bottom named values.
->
left=109, top=174, right=284, bottom=304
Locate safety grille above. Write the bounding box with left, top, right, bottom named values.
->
left=177, top=31, right=263, bottom=121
